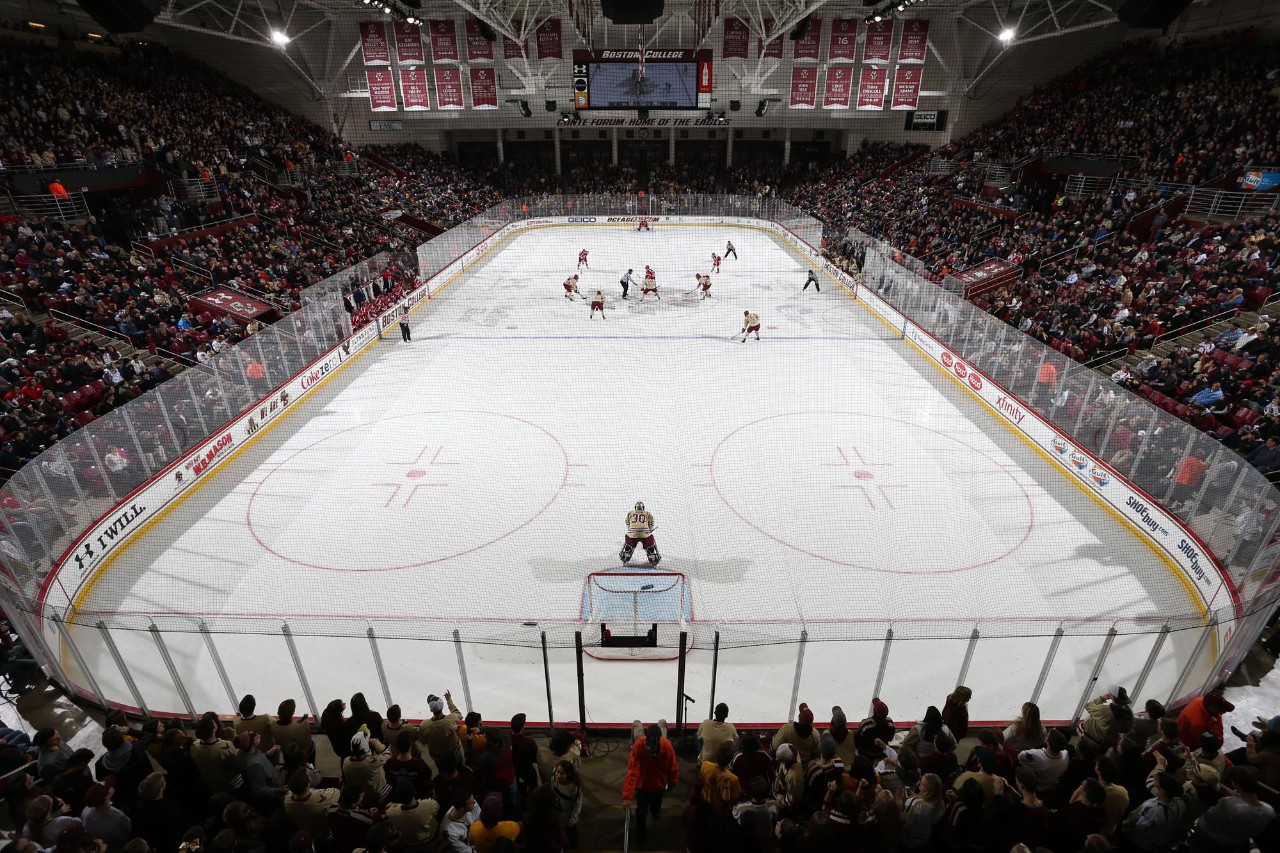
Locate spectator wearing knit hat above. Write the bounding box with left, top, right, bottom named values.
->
left=772, top=703, right=821, bottom=765
left=772, top=744, right=805, bottom=816
left=824, top=706, right=857, bottom=767
left=343, top=730, right=390, bottom=808
left=856, top=698, right=896, bottom=763
left=418, top=691, right=464, bottom=769
left=79, top=780, right=130, bottom=853
left=695, top=703, right=737, bottom=765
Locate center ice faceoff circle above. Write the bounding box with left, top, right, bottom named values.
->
left=247, top=411, right=567, bottom=571
left=709, top=411, right=1035, bottom=573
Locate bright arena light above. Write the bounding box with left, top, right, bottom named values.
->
left=270, top=29, right=291, bottom=46
left=999, top=28, right=1016, bottom=43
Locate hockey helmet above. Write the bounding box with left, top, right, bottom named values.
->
left=635, top=501, right=645, bottom=511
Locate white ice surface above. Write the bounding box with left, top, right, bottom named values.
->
left=65, top=224, right=1213, bottom=726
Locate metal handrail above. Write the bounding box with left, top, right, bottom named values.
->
left=48, top=309, right=145, bottom=356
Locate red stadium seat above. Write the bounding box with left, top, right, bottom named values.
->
left=75, top=411, right=96, bottom=427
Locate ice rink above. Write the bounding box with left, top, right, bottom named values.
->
left=64, top=223, right=1212, bottom=726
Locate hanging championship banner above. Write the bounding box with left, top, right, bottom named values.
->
left=366, top=68, right=397, bottom=111
left=392, top=22, right=424, bottom=65
left=891, top=66, right=923, bottom=110
left=465, top=19, right=494, bottom=61
left=758, top=19, right=782, bottom=58
left=428, top=19, right=459, bottom=63
left=503, top=19, right=527, bottom=59
left=823, top=66, right=852, bottom=109
left=722, top=17, right=750, bottom=59
left=863, top=19, right=894, bottom=64
left=789, top=67, right=817, bottom=108
left=898, top=19, right=929, bottom=63
left=399, top=67, right=430, bottom=110
left=536, top=19, right=563, bottom=60
left=829, top=18, right=857, bottom=62
left=359, top=22, right=390, bottom=65
left=857, top=66, right=887, bottom=110
left=792, top=17, right=821, bottom=61
left=434, top=66, right=465, bottom=108
left=469, top=67, right=498, bottom=109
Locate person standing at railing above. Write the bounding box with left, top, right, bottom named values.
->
left=621, top=724, right=679, bottom=847
left=48, top=178, right=70, bottom=221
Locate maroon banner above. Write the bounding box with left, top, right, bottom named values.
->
left=856, top=66, right=887, bottom=110
left=399, top=67, right=430, bottom=111
left=503, top=19, right=527, bottom=59
left=193, top=288, right=275, bottom=324
left=829, top=18, right=857, bottom=62
left=758, top=19, right=782, bottom=58
left=722, top=17, right=749, bottom=59
left=891, top=65, right=923, bottom=110
left=898, top=19, right=929, bottom=63
left=469, top=66, right=498, bottom=109
left=366, top=68, right=397, bottom=111
left=792, top=17, right=821, bottom=61
left=464, top=19, right=494, bottom=61
left=392, top=22, right=424, bottom=65
left=536, top=18, right=562, bottom=60
left=434, top=66, right=464, bottom=109
left=428, top=19, right=459, bottom=63
left=863, top=19, right=894, bottom=64
left=789, top=67, right=817, bottom=108
left=359, top=21, right=390, bottom=66
left=823, top=66, right=852, bottom=109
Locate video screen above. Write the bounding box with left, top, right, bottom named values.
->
left=588, top=62, right=698, bottom=108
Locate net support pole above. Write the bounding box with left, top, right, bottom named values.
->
left=1130, top=624, right=1171, bottom=703
left=1030, top=625, right=1065, bottom=705
left=96, top=621, right=149, bottom=718
left=1071, top=627, right=1118, bottom=725
left=51, top=613, right=107, bottom=711
left=542, top=631, right=555, bottom=733
left=870, top=628, right=893, bottom=715
left=452, top=629, right=473, bottom=712
left=1166, top=617, right=1217, bottom=707
left=148, top=624, right=196, bottom=721
left=574, top=631, right=586, bottom=728
left=788, top=629, right=808, bottom=722
left=708, top=631, right=720, bottom=721
left=675, top=630, right=688, bottom=740
left=198, top=620, right=239, bottom=711
left=281, top=623, right=319, bottom=721
left=956, top=628, right=980, bottom=689
left=367, top=627, right=393, bottom=710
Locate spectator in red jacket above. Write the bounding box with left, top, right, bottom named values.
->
left=1176, top=689, right=1234, bottom=751
left=622, top=724, right=679, bottom=846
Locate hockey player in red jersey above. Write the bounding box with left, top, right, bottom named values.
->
left=578, top=249, right=589, bottom=269
left=640, top=266, right=659, bottom=300
left=711, top=253, right=722, bottom=274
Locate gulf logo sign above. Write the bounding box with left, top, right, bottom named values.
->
left=1089, top=466, right=1111, bottom=489
left=1069, top=451, right=1089, bottom=471
left=1051, top=436, right=1069, bottom=455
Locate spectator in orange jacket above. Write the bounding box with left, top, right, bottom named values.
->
left=1175, top=689, right=1234, bottom=750
left=621, top=724, right=679, bottom=846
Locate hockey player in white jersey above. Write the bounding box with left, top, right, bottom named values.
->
left=620, top=501, right=660, bottom=566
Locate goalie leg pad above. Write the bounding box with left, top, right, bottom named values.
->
left=645, top=546, right=661, bottom=566
left=620, top=543, right=636, bottom=564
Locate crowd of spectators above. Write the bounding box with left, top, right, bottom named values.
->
left=0, top=664, right=1273, bottom=853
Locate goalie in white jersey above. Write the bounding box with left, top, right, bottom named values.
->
left=620, top=501, right=661, bottom=566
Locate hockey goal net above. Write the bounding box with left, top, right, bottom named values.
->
left=582, top=571, right=689, bottom=660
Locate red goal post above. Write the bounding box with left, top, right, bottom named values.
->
left=582, top=570, right=689, bottom=660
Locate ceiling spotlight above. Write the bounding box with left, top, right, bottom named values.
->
left=998, top=27, right=1016, bottom=43
left=270, top=29, right=290, bottom=46
left=897, top=4, right=904, bottom=10
left=873, top=15, right=882, bottom=22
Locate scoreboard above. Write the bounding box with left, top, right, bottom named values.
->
left=572, top=49, right=713, bottom=110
